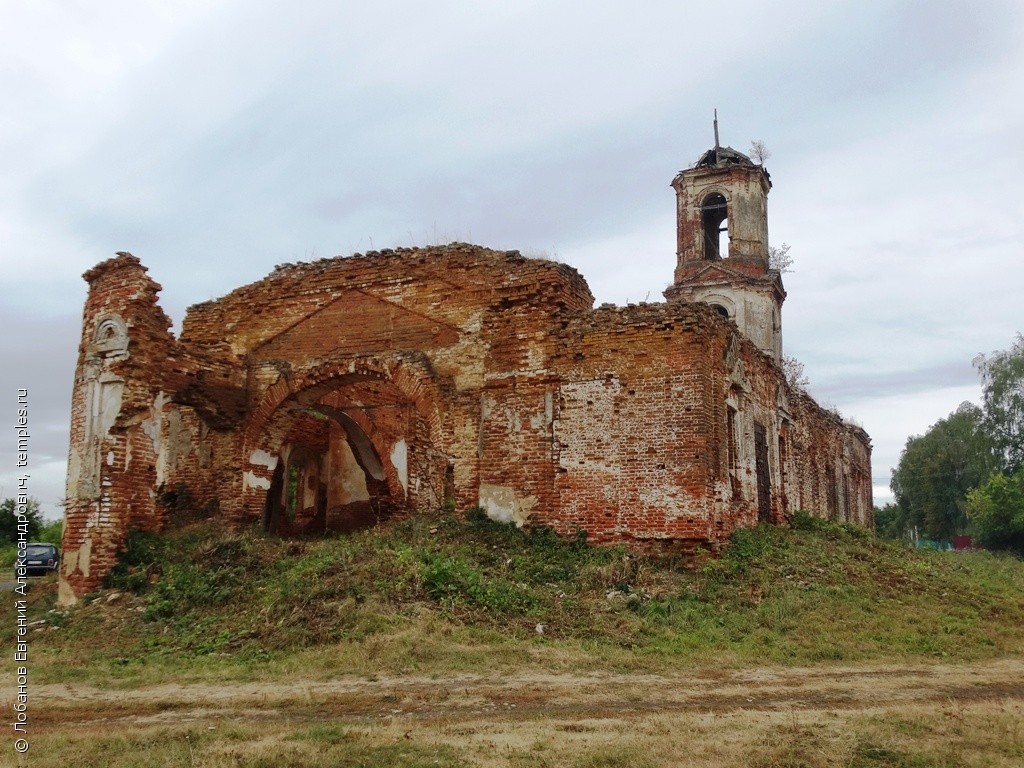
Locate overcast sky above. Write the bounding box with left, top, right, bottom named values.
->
left=2, top=0, right=1022, bottom=521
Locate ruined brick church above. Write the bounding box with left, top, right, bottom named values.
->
left=59, top=142, right=872, bottom=603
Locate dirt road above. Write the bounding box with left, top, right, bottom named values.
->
left=28, top=658, right=1024, bottom=720
left=16, top=659, right=1024, bottom=766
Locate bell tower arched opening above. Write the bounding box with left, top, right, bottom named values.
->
left=700, top=192, right=729, bottom=260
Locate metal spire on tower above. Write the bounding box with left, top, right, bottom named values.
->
left=713, top=109, right=720, bottom=165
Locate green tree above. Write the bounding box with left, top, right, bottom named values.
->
left=965, top=468, right=1024, bottom=554
left=890, top=402, right=996, bottom=541
left=873, top=502, right=908, bottom=540
left=0, top=497, right=43, bottom=545
left=38, top=518, right=63, bottom=544
left=975, top=333, right=1024, bottom=474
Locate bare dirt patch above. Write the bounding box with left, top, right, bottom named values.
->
left=11, top=659, right=1024, bottom=766
left=26, top=658, right=1024, bottom=720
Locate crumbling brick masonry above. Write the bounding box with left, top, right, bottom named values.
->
left=60, top=144, right=872, bottom=603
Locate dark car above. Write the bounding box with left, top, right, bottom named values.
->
left=19, top=543, right=60, bottom=577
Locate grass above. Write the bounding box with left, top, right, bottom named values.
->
left=7, top=507, right=1024, bottom=688
left=22, top=723, right=474, bottom=768
left=16, top=695, right=1024, bottom=767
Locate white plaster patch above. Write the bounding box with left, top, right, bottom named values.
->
left=249, top=449, right=279, bottom=470
left=526, top=342, right=545, bottom=370
left=197, top=442, right=212, bottom=468
left=79, top=537, right=92, bottom=578
left=335, top=439, right=370, bottom=503
left=513, top=495, right=538, bottom=526
left=63, top=548, right=78, bottom=576
left=57, top=578, right=78, bottom=607
left=243, top=471, right=272, bottom=490
left=390, top=439, right=408, bottom=496
left=505, top=407, right=522, bottom=433
left=478, top=395, right=494, bottom=458
left=106, top=451, right=114, bottom=466
left=164, top=409, right=195, bottom=470
left=529, top=393, right=555, bottom=430
left=96, top=380, right=124, bottom=436
left=479, top=484, right=537, bottom=528
left=529, top=411, right=545, bottom=430
left=143, top=392, right=170, bottom=484
left=142, top=392, right=170, bottom=448
left=67, top=450, right=82, bottom=497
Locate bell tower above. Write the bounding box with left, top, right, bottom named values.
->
left=664, top=122, right=785, bottom=362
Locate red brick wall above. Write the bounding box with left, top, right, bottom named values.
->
left=61, top=244, right=872, bottom=602
left=546, top=304, right=721, bottom=541
left=60, top=253, right=176, bottom=600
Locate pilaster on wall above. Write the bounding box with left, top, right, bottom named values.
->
left=59, top=253, right=176, bottom=605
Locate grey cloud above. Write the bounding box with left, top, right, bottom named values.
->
left=3, top=0, right=1023, bottom=517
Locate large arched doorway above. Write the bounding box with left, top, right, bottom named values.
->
left=241, top=357, right=450, bottom=535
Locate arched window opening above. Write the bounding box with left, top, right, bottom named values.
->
left=91, top=315, right=129, bottom=356
left=711, top=303, right=730, bottom=320
left=701, top=193, right=728, bottom=260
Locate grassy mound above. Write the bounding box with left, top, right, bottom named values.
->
left=10, top=509, right=1024, bottom=685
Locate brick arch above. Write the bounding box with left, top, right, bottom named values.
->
left=697, top=185, right=732, bottom=206
left=239, top=353, right=448, bottom=525
left=700, top=292, right=736, bottom=321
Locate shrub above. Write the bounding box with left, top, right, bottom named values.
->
left=105, top=529, right=167, bottom=593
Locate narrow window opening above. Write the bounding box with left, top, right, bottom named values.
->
left=754, top=423, right=771, bottom=523
left=778, top=433, right=789, bottom=516
left=727, top=404, right=740, bottom=497
left=843, top=473, right=852, bottom=522
left=286, top=463, right=300, bottom=521
left=263, top=461, right=284, bottom=531
left=825, top=464, right=838, bottom=520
